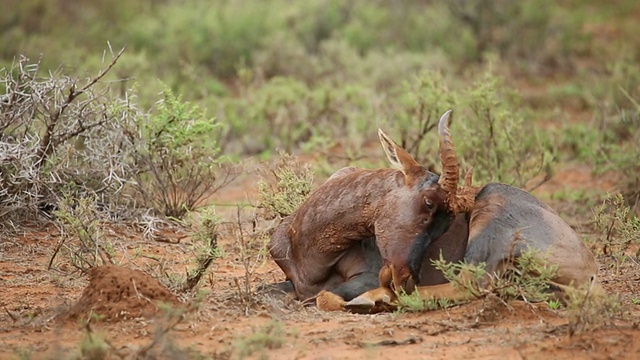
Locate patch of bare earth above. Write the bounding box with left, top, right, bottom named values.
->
left=1, top=165, right=639, bottom=359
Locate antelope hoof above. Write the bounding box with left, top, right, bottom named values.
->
left=344, top=296, right=376, bottom=314
left=316, top=290, right=346, bottom=312
left=345, top=295, right=397, bottom=314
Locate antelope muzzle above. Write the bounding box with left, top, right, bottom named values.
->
left=381, top=263, right=417, bottom=294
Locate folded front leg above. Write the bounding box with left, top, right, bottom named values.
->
left=344, top=286, right=398, bottom=314
left=316, top=271, right=382, bottom=312
left=413, top=269, right=480, bottom=303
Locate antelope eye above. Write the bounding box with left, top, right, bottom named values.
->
left=424, top=198, right=435, bottom=210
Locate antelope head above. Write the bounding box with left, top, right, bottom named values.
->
left=376, top=110, right=477, bottom=292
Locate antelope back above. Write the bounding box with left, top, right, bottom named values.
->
left=465, top=183, right=598, bottom=286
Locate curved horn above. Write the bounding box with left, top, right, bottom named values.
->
left=438, top=110, right=460, bottom=212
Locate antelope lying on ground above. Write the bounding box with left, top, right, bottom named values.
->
left=268, top=110, right=598, bottom=312
left=344, top=111, right=600, bottom=312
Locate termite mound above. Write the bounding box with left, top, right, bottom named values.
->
left=63, top=266, right=180, bottom=322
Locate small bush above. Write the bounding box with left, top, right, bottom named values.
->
left=591, top=193, right=640, bottom=272
left=234, top=320, right=286, bottom=360
left=406, top=246, right=561, bottom=312
left=454, top=71, right=554, bottom=188
left=132, top=86, right=235, bottom=219
left=51, top=195, right=115, bottom=272
left=391, top=70, right=456, bottom=167
left=181, top=206, right=223, bottom=292
left=257, top=151, right=314, bottom=219
left=565, top=283, right=622, bottom=336
left=0, top=51, right=140, bottom=231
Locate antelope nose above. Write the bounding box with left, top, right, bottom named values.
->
left=405, top=276, right=417, bottom=293
left=390, top=266, right=417, bottom=293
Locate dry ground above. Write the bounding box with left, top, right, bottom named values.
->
left=1, top=161, right=639, bottom=360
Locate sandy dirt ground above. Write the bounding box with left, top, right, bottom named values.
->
left=1, top=160, right=639, bottom=360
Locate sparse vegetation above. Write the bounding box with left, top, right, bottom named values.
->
left=257, top=151, right=315, bottom=219
left=565, top=283, right=622, bottom=336
left=592, top=193, right=640, bottom=273
left=51, top=195, right=115, bottom=272
left=181, top=206, right=223, bottom=292
left=132, top=86, right=237, bottom=219
left=397, top=289, right=458, bottom=313
left=2, top=0, right=640, bottom=357
left=233, top=320, right=288, bottom=360
left=229, top=206, right=272, bottom=309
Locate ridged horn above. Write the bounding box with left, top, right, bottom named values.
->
left=437, top=110, right=460, bottom=213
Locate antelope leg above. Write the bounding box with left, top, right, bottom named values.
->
left=413, top=282, right=475, bottom=303
left=316, top=290, right=347, bottom=312
left=344, top=286, right=397, bottom=313
left=414, top=271, right=479, bottom=303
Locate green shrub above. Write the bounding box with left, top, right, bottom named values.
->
left=52, top=195, right=115, bottom=272
left=234, top=321, right=287, bottom=360
left=453, top=71, right=554, bottom=187
left=591, top=193, right=640, bottom=272
left=133, top=86, right=234, bottom=219
left=258, top=151, right=314, bottom=219
left=400, top=246, right=560, bottom=313
left=390, top=70, right=456, bottom=167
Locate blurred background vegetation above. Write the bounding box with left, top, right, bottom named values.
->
left=2, top=0, right=640, bottom=218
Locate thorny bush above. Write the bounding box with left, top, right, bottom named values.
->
left=0, top=52, right=236, bottom=237
left=0, top=51, right=140, bottom=232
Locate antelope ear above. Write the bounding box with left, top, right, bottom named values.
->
left=378, top=129, right=420, bottom=176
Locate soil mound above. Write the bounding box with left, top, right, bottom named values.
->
left=64, top=266, right=180, bottom=322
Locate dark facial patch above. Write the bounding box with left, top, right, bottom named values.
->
left=408, top=210, right=454, bottom=282
left=403, top=172, right=450, bottom=281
